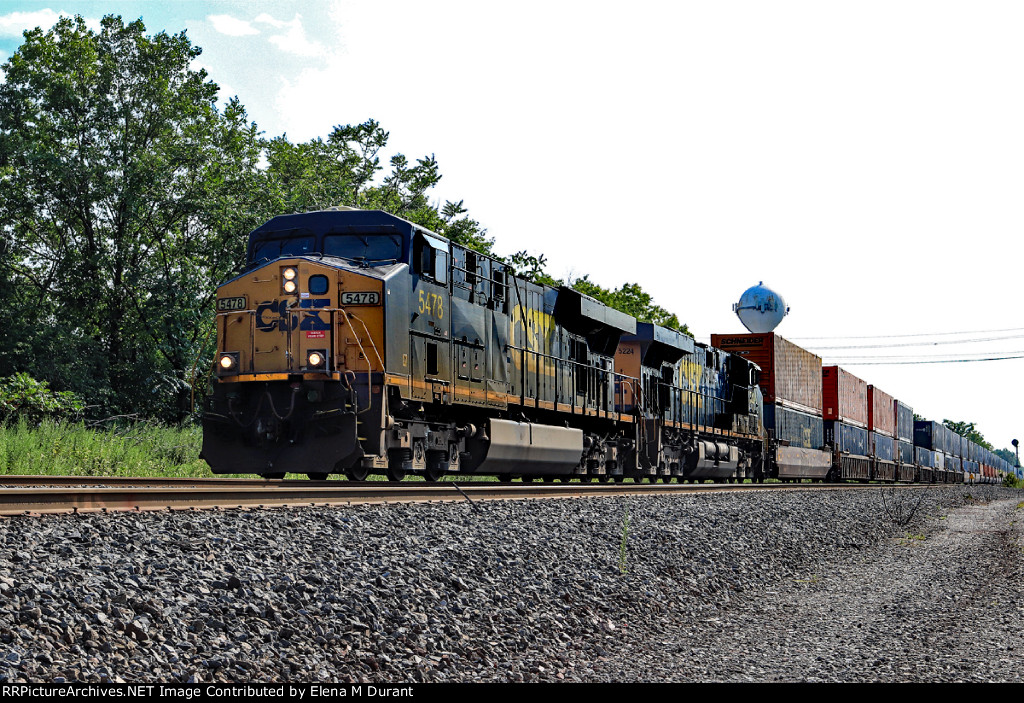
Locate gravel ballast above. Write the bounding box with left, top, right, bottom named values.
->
left=0, top=484, right=1021, bottom=683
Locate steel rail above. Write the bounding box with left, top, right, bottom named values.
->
left=0, top=480, right=936, bottom=517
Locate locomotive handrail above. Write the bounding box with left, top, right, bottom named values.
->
left=336, top=308, right=384, bottom=414
left=508, top=343, right=638, bottom=419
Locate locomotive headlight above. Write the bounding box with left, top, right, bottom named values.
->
left=217, top=352, right=239, bottom=374
left=283, top=279, right=297, bottom=294
left=283, top=267, right=297, bottom=280
left=306, top=349, right=327, bottom=370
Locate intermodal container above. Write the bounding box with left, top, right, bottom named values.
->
left=764, top=403, right=823, bottom=448
left=895, top=400, right=913, bottom=442
left=914, top=420, right=945, bottom=452
left=897, top=440, right=914, bottom=465
left=945, top=455, right=959, bottom=471
left=915, top=446, right=934, bottom=468
left=947, top=429, right=962, bottom=458
left=710, top=333, right=822, bottom=414
left=822, top=366, right=868, bottom=428
left=872, top=432, right=895, bottom=462
left=867, top=386, right=896, bottom=438
left=825, top=420, right=869, bottom=456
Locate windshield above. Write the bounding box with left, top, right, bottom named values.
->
left=251, top=236, right=315, bottom=263
left=324, top=233, right=402, bottom=263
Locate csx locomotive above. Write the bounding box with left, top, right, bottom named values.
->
left=202, top=208, right=1014, bottom=484
left=201, top=207, right=765, bottom=482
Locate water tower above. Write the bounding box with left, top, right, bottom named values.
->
left=733, top=282, right=789, bottom=333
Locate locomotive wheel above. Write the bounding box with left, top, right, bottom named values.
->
left=345, top=465, right=370, bottom=482
left=424, top=451, right=448, bottom=483
left=522, top=476, right=535, bottom=483
left=661, top=476, right=673, bottom=483
left=633, top=476, right=646, bottom=484
left=307, top=472, right=329, bottom=481
left=387, top=468, right=406, bottom=482
left=543, top=476, right=556, bottom=483
left=498, top=474, right=513, bottom=483
left=580, top=476, right=593, bottom=483
left=264, top=472, right=286, bottom=480
left=598, top=475, right=610, bottom=483
left=613, top=476, right=625, bottom=483
left=558, top=476, right=572, bottom=483
left=647, top=476, right=658, bottom=484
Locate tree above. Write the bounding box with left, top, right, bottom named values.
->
left=994, top=448, right=1017, bottom=467
left=264, top=123, right=493, bottom=254
left=0, top=15, right=265, bottom=419
left=570, top=276, right=691, bottom=336
left=942, top=419, right=991, bottom=449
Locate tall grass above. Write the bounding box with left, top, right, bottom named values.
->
left=0, top=418, right=211, bottom=477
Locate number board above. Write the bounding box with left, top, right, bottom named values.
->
left=341, top=291, right=380, bottom=305
left=217, top=296, right=247, bottom=311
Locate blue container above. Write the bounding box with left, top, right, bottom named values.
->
left=825, top=420, right=869, bottom=455
left=872, top=432, right=895, bottom=461
left=896, top=401, right=914, bottom=442
left=915, top=446, right=934, bottom=468
left=914, top=420, right=946, bottom=453
left=897, top=440, right=914, bottom=464
left=764, top=403, right=823, bottom=449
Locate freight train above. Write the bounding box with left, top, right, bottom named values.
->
left=201, top=208, right=1017, bottom=485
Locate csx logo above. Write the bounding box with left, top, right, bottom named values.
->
left=256, top=299, right=330, bottom=332
left=510, top=305, right=553, bottom=351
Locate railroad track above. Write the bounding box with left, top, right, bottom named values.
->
left=0, top=475, right=936, bottom=517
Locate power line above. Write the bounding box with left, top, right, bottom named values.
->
left=806, top=333, right=1024, bottom=351
left=826, top=349, right=1024, bottom=361
left=833, top=354, right=1024, bottom=366
left=791, top=326, right=1024, bottom=341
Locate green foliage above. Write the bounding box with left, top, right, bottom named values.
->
left=0, top=374, right=84, bottom=426
left=571, top=276, right=691, bottom=336
left=0, top=12, right=686, bottom=427
left=264, top=123, right=494, bottom=254
left=942, top=420, right=992, bottom=450
left=506, top=250, right=562, bottom=287
left=0, top=418, right=209, bottom=476
left=1002, top=474, right=1023, bottom=489
left=502, top=256, right=692, bottom=335
left=0, top=15, right=266, bottom=421
left=995, top=448, right=1017, bottom=466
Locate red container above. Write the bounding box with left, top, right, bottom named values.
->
left=822, top=366, right=868, bottom=428
left=867, top=385, right=896, bottom=438
left=711, top=332, right=822, bottom=414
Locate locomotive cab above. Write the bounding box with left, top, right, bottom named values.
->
left=202, top=210, right=405, bottom=479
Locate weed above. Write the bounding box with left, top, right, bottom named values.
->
left=0, top=418, right=213, bottom=478
left=880, top=486, right=929, bottom=527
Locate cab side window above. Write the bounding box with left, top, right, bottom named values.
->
left=413, top=233, right=448, bottom=285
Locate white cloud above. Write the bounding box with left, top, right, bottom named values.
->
left=0, top=9, right=63, bottom=36
left=208, top=14, right=259, bottom=37
left=0, top=9, right=100, bottom=37
left=254, top=13, right=325, bottom=58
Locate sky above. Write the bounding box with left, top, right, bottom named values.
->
left=1, top=1, right=1022, bottom=457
